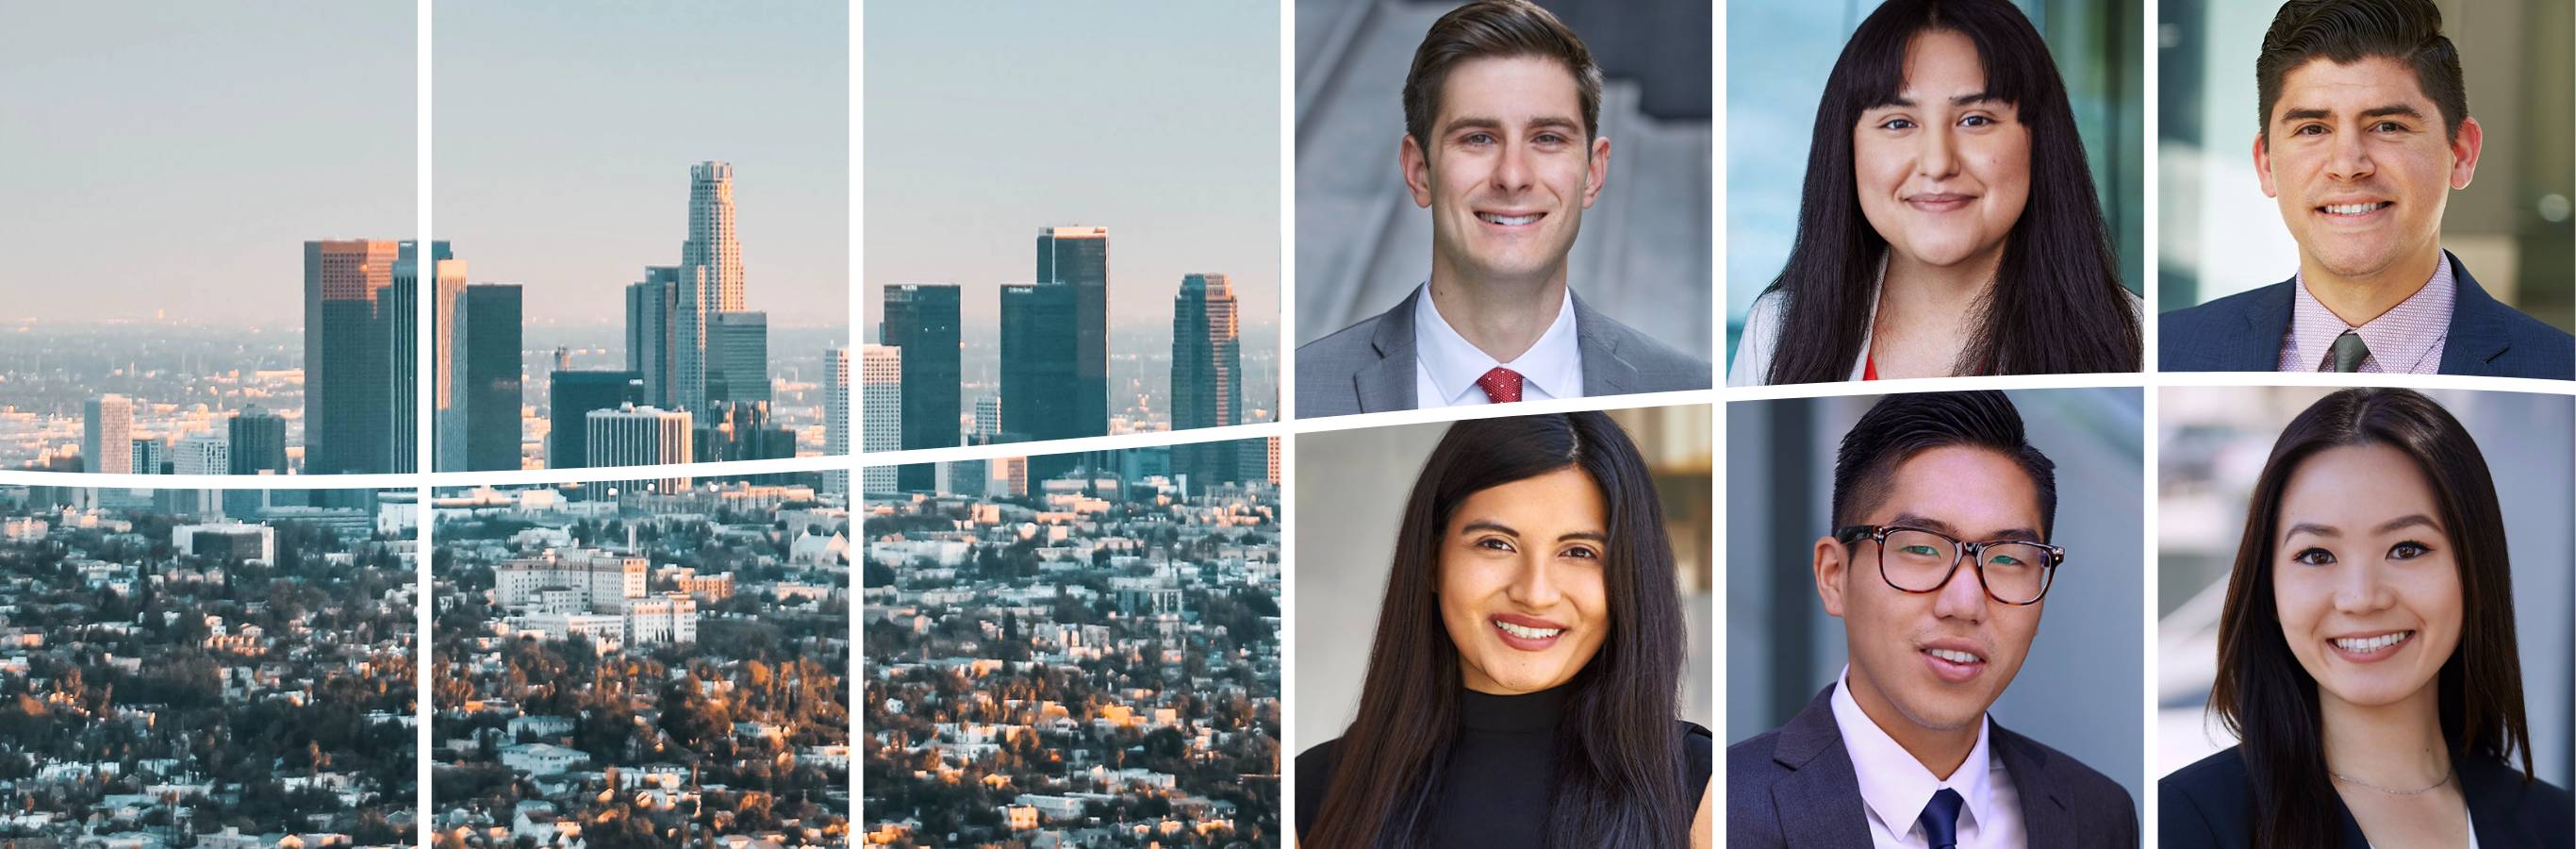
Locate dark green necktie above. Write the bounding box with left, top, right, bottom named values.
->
left=2329, top=330, right=2370, bottom=373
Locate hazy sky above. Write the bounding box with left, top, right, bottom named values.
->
left=0, top=3, right=414, bottom=325
left=863, top=0, right=1280, bottom=335
left=438, top=0, right=848, bottom=329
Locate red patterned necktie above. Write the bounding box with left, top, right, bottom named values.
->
left=1477, top=367, right=1525, bottom=403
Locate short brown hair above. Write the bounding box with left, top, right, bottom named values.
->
left=1400, top=0, right=1604, bottom=150
left=2256, top=0, right=2469, bottom=143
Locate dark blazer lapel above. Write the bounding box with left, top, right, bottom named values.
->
left=2436, top=253, right=2515, bottom=374
left=1570, top=291, right=1637, bottom=396
left=1990, top=723, right=2077, bottom=848
left=1770, top=685, right=1876, bottom=848
left=1355, top=290, right=1419, bottom=413
left=2226, top=279, right=2300, bottom=370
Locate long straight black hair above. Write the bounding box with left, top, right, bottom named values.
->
left=2212, top=389, right=2535, bottom=849
left=1761, top=0, right=2139, bottom=384
left=1307, top=411, right=1688, bottom=848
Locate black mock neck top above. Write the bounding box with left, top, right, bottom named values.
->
left=1294, top=685, right=1714, bottom=847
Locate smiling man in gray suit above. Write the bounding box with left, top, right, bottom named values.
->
left=1295, top=0, right=1709, bottom=418
left=1728, top=392, right=2136, bottom=848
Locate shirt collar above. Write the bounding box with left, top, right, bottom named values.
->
left=1831, top=666, right=2000, bottom=844
left=1412, top=281, right=1583, bottom=403
left=2287, top=254, right=2456, bottom=374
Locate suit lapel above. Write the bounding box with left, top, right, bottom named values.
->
left=2226, top=278, right=2299, bottom=370
left=1356, top=291, right=1419, bottom=412
left=2437, top=253, right=2513, bottom=374
left=1990, top=723, right=2076, bottom=847
left=1571, top=292, right=1635, bottom=396
left=1770, top=685, right=1876, bottom=848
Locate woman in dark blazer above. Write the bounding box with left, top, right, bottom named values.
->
left=2159, top=389, right=2572, bottom=848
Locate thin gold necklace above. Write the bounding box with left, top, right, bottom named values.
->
left=2331, top=765, right=2454, bottom=796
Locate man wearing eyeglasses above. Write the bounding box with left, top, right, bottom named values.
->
left=1728, top=391, right=2138, bottom=848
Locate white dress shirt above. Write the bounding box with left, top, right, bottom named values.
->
left=1831, top=667, right=2026, bottom=849
left=1413, top=281, right=1584, bottom=407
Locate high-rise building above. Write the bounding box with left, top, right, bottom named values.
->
left=462, top=283, right=523, bottom=472
left=586, top=405, right=693, bottom=493
left=627, top=161, right=753, bottom=418
left=972, top=395, right=1002, bottom=441
left=549, top=371, right=645, bottom=470
left=825, top=347, right=850, bottom=496
left=173, top=432, right=229, bottom=475
left=999, top=282, right=1079, bottom=480
left=861, top=344, right=901, bottom=493
left=1170, top=273, right=1243, bottom=486
left=82, top=394, right=133, bottom=474
left=227, top=406, right=289, bottom=475
left=1034, top=225, right=1109, bottom=434
left=883, top=283, right=960, bottom=491
left=392, top=241, right=455, bottom=474
left=697, top=401, right=794, bottom=464
left=708, top=310, right=769, bottom=407
left=304, top=240, right=402, bottom=474
left=626, top=268, right=681, bottom=408
left=129, top=436, right=167, bottom=474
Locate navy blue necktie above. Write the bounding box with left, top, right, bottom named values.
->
left=1917, top=788, right=1964, bottom=849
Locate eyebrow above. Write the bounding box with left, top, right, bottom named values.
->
left=2282, top=513, right=2443, bottom=544
left=1460, top=519, right=1608, bottom=544
left=1889, top=511, right=2042, bottom=542
left=1874, top=92, right=2002, bottom=109
left=2278, top=104, right=2425, bottom=124
left=1442, top=115, right=1584, bottom=136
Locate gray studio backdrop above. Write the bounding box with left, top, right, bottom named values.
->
left=1295, top=0, right=1713, bottom=357
left=1293, top=406, right=1716, bottom=756
left=2155, top=387, right=2574, bottom=789
left=1725, top=387, right=2146, bottom=807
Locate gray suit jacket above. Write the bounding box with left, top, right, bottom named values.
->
left=1296, top=287, right=1712, bottom=418
left=1726, top=684, right=2139, bottom=849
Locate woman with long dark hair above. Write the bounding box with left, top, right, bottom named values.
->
left=2160, top=389, right=2571, bottom=848
left=1294, top=411, right=1713, bottom=847
left=1728, top=0, right=2140, bottom=385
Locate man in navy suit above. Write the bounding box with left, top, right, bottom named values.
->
left=2161, top=0, right=2573, bottom=378
left=1728, top=392, right=2137, bottom=848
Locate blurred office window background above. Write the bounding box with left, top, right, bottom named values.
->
left=1725, top=388, right=2144, bottom=807
left=1296, top=0, right=1712, bottom=358
left=2155, top=388, right=2572, bottom=787
left=1726, top=0, right=2142, bottom=365
left=2159, top=0, right=2573, bottom=327
left=1293, top=405, right=1714, bottom=752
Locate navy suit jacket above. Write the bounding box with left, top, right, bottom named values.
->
left=2160, top=745, right=2574, bottom=848
left=2160, top=252, right=2574, bottom=378
left=1726, top=684, right=2139, bottom=848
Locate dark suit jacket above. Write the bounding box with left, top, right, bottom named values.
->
left=1726, top=684, right=2139, bottom=848
left=2160, top=252, right=2574, bottom=378
left=1295, top=287, right=1712, bottom=418
left=2161, top=745, right=2575, bottom=848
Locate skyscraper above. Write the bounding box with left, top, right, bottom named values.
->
left=972, top=395, right=1002, bottom=441
left=999, top=282, right=1078, bottom=480
left=586, top=404, right=693, bottom=493
left=549, top=371, right=645, bottom=469
left=626, top=161, right=755, bottom=418
left=129, top=436, right=167, bottom=475
left=1170, top=273, right=1243, bottom=486
left=883, top=283, right=960, bottom=491
left=861, top=344, right=901, bottom=493
left=391, top=241, right=454, bottom=474
left=708, top=310, right=769, bottom=408
left=626, top=267, right=681, bottom=408
left=826, top=346, right=850, bottom=496
left=173, top=432, right=229, bottom=476
left=1035, top=225, right=1109, bottom=434
left=304, top=240, right=402, bottom=474
left=82, top=394, right=133, bottom=474
left=462, top=283, right=523, bottom=472
left=227, top=406, right=289, bottom=475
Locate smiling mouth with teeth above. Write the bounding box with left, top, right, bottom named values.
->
left=1478, top=212, right=1543, bottom=226
left=1494, top=620, right=1563, bottom=640
left=2320, top=202, right=2391, bottom=217
left=1924, top=648, right=1983, bottom=665
left=2332, top=630, right=2414, bottom=652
